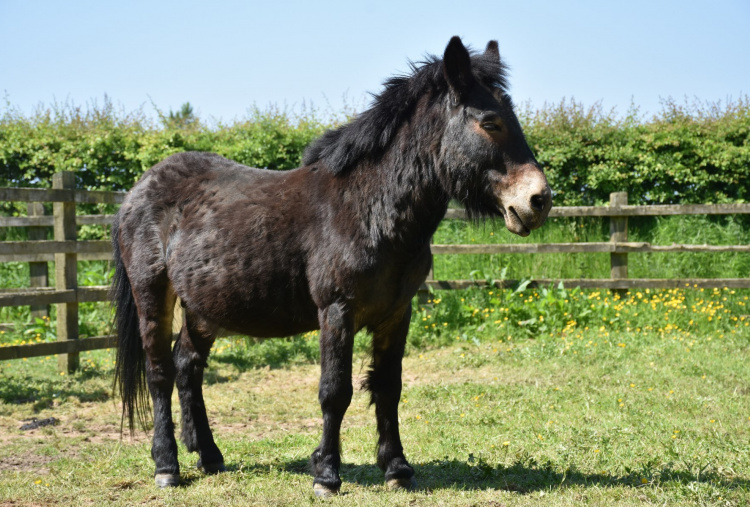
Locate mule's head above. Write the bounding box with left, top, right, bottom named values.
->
left=436, top=37, right=552, bottom=236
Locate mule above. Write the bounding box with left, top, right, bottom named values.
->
left=111, top=36, right=552, bottom=495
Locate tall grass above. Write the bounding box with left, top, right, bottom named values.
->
left=432, top=214, right=750, bottom=280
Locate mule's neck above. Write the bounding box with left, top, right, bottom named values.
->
left=345, top=142, right=449, bottom=254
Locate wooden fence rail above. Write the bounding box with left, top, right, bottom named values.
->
left=2, top=172, right=750, bottom=369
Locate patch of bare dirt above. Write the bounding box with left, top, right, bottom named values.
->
left=0, top=453, right=54, bottom=475
left=0, top=502, right=56, bottom=507
left=0, top=409, right=149, bottom=446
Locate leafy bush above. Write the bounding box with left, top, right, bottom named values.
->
left=1, top=96, right=748, bottom=207
left=0, top=99, right=329, bottom=192
left=521, top=97, right=750, bottom=205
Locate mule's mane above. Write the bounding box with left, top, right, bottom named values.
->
left=302, top=49, right=509, bottom=175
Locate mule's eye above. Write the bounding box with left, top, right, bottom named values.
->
left=481, top=122, right=502, bottom=132
left=479, top=115, right=503, bottom=133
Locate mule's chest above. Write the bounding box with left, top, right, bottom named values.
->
left=343, top=244, right=434, bottom=326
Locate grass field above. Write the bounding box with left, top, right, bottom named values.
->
left=1, top=216, right=749, bottom=505
left=1, top=327, right=749, bottom=505
left=1, top=285, right=749, bottom=506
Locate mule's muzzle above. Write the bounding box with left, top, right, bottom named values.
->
left=495, top=166, right=552, bottom=237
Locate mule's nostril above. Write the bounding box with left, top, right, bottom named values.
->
left=530, top=193, right=547, bottom=212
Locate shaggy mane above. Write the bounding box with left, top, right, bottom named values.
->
left=302, top=48, right=509, bottom=175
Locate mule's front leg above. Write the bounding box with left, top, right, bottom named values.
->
left=368, top=306, right=416, bottom=490
left=311, top=303, right=354, bottom=497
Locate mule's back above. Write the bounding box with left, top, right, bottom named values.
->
left=115, top=151, right=320, bottom=337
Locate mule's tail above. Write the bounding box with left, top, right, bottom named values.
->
left=111, top=215, right=150, bottom=433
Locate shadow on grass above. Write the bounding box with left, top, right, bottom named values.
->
left=208, top=337, right=319, bottom=376
left=0, top=372, right=109, bottom=410
left=239, top=457, right=750, bottom=494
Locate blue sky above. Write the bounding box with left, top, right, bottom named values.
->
left=1, top=0, right=748, bottom=122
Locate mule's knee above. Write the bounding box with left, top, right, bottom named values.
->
left=318, top=379, right=353, bottom=416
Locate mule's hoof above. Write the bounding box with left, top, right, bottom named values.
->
left=313, top=482, right=339, bottom=498
left=154, top=473, right=180, bottom=488
left=386, top=476, right=417, bottom=491
left=197, top=458, right=226, bottom=474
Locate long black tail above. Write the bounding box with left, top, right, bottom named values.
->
left=111, top=215, right=150, bottom=433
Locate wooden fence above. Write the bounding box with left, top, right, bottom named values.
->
left=0, top=172, right=122, bottom=371
left=426, top=192, right=750, bottom=291
left=2, top=173, right=750, bottom=371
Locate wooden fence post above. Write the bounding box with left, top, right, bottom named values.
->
left=27, top=202, right=50, bottom=319
left=53, top=172, right=79, bottom=373
left=610, top=192, right=628, bottom=295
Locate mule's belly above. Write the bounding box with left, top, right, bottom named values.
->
left=177, top=274, right=320, bottom=338
left=167, top=231, right=320, bottom=339
left=219, top=304, right=319, bottom=338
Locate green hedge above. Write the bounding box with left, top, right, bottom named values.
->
left=522, top=98, right=750, bottom=205
left=0, top=103, right=327, bottom=192
left=1, top=97, right=748, bottom=205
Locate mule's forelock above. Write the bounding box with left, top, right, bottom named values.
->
left=302, top=37, right=510, bottom=175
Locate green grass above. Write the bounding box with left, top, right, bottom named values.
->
left=1, top=319, right=749, bottom=505
left=3, top=214, right=747, bottom=346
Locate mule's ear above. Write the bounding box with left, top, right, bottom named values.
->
left=484, top=40, right=500, bottom=63
left=443, top=36, right=474, bottom=103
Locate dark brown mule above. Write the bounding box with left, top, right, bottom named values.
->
left=111, top=36, right=551, bottom=495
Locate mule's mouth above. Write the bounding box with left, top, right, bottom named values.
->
left=500, top=205, right=531, bottom=237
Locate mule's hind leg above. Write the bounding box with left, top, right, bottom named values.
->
left=173, top=311, right=225, bottom=474
left=367, top=305, right=416, bottom=490
left=133, top=279, right=181, bottom=487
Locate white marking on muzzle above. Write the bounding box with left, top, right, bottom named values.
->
left=499, top=169, right=551, bottom=236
